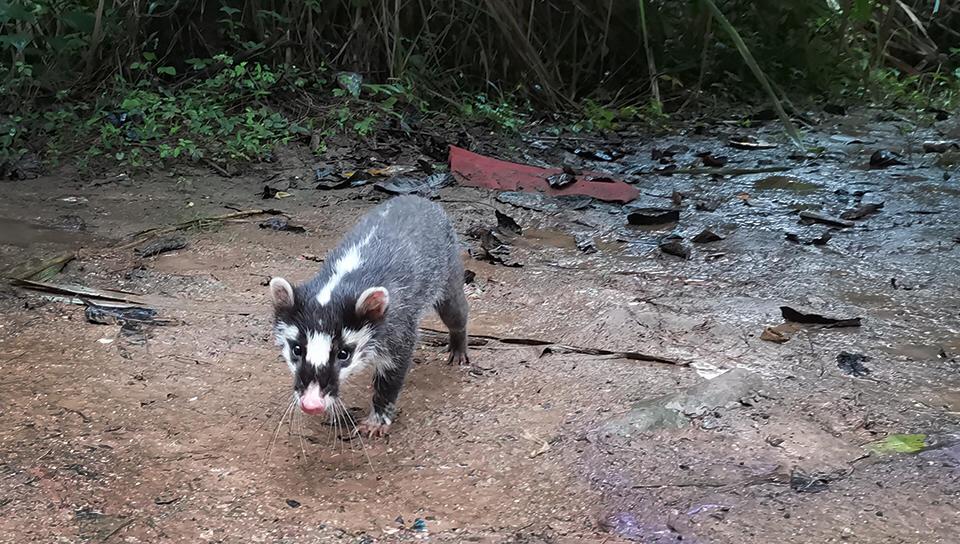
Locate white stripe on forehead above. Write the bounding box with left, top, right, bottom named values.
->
left=316, top=229, right=376, bottom=306
left=305, top=331, right=332, bottom=369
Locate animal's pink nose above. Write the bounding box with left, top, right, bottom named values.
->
left=300, top=401, right=325, bottom=415
left=300, top=383, right=326, bottom=414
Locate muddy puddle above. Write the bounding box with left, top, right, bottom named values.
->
left=1, top=108, right=959, bottom=543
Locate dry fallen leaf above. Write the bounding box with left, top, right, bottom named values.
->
left=760, top=323, right=802, bottom=343
left=523, top=431, right=551, bottom=458
left=366, top=165, right=416, bottom=177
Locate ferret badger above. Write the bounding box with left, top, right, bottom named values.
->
left=269, top=195, right=470, bottom=437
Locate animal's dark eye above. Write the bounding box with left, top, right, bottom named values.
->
left=336, top=348, right=351, bottom=362
left=292, top=344, right=303, bottom=357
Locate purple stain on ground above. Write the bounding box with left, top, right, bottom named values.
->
left=601, top=512, right=644, bottom=540
left=600, top=511, right=699, bottom=543
left=920, top=442, right=960, bottom=465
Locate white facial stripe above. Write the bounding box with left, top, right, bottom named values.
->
left=316, top=229, right=376, bottom=306
left=305, top=331, right=332, bottom=369
left=339, top=325, right=376, bottom=382
left=274, top=322, right=299, bottom=345
left=281, top=345, right=295, bottom=373
left=274, top=322, right=300, bottom=373
left=342, top=325, right=374, bottom=349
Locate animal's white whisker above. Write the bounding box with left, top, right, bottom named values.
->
left=330, top=403, right=341, bottom=453
left=266, top=395, right=296, bottom=463
left=296, top=408, right=307, bottom=463
left=338, top=398, right=375, bottom=472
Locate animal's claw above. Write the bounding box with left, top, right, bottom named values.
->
left=355, top=415, right=391, bottom=439
left=447, top=349, right=471, bottom=366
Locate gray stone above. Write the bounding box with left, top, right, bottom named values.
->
left=599, top=368, right=762, bottom=436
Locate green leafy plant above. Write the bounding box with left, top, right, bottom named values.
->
left=460, top=94, right=527, bottom=132
left=2, top=0, right=959, bottom=171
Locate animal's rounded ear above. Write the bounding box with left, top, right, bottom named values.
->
left=356, top=286, right=389, bottom=321
left=269, top=277, right=295, bottom=310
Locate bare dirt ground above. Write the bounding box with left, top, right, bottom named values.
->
left=1, top=110, right=959, bottom=543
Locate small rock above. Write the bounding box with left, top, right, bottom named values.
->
left=259, top=216, right=306, bottom=233
left=575, top=234, right=597, bottom=253
left=599, top=368, right=763, bottom=435
left=546, top=172, right=575, bottom=189
left=55, top=215, right=86, bottom=231
left=839, top=202, right=884, bottom=220
left=869, top=149, right=905, bottom=169
left=837, top=351, right=871, bottom=377
left=798, top=211, right=854, bottom=228
left=495, top=210, right=522, bottom=236
left=658, top=235, right=690, bottom=259
left=790, top=469, right=837, bottom=493
left=695, top=198, right=723, bottom=212
left=785, top=231, right=832, bottom=246
left=1, top=152, right=42, bottom=180
left=692, top=229, right=723, bottom=243
left=922, top=141, right=958, bottom=153
left=135, top=236, right=187, bottom=257
left=935, top=150, right=960, bottom=168
left=627, top=207, right=680, bottom=226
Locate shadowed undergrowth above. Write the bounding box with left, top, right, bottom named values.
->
left=1, top=0, right=958, bottom=172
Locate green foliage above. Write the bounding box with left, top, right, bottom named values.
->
left=92, top=55, right=309, bottom=164
left=0, top=115, right=27, bottom=164
left=13, top=53, right=320, bottom=169
left=862, top=67, right=960, bottom=110
left=459, top=94, right=527, bottom=132
left=564, top=99, right=671, bottom=133
left=1, top=0, right=959, bottom=169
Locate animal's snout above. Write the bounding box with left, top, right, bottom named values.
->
left=299, top=383, right=327, bottom=415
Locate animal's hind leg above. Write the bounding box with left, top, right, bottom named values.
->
left=435, top=275, right=470, bottom=365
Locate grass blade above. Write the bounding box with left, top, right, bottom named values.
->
left=701, top=0, right=804, bottom=150
left=637, top=0, right=661, bottom=110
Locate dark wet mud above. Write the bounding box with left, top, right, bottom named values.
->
left=1, top=108, right=959, bottom=543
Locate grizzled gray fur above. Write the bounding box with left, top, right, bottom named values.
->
left=269, top=195, right=469, bottom=437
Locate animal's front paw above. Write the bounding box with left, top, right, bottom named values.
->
left=446, top=347, right=471, bottom=366
left=355, top=412, right=392, bottom=439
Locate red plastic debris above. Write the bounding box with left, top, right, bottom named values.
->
left=448, top=146, right=638, bottom=203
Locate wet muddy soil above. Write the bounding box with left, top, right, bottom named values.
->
left=1, top=109, right=959, bottom=543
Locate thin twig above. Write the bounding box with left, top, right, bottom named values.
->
left=202, top=158, right=230, bottom=177
left=632, top=165, right=792, bottom=177
left=116, top=209, right=279, bottom=251
left=419, top=327, right=685, bottom=366
left=100, top=517, right=136, bottom=542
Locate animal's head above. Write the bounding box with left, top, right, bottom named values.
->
left=268, top=277, right=389, bottom=414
